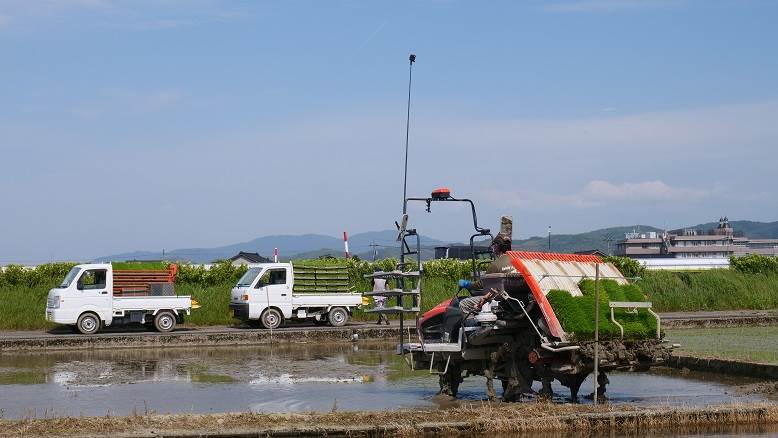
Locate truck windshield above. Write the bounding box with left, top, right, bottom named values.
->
left=59, top=267, right=81, bottom=288
left=236, top=267, right=262, bottom=287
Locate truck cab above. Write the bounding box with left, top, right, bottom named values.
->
left=230, top=263, right=293, bottom=321
left=230, top=263, right=362, bottom=329
left=46, top=263, right=115, bottom=331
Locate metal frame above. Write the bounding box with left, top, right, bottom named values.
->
left=403, top=194, right=493, bottom=280
left=394, top=192, right=494, bottom=356
left=609, top=301, right=661, bottom=339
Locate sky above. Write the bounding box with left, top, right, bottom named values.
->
left=1, top=0, right=777, bottom=263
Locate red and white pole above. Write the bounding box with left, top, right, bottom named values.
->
left=343, top=231, right=350, bottom=259
left=274, top=247, right=279, bottom=263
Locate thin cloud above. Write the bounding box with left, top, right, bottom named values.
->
left=0, top=0, right=255, bottom=32
left=484, top=179, right=712, bottom=210
left=357, top=20, right=387, bottom=51
left=66, top=89, right=184, bottom=118
left=418, top=100, right=778, bottom=157
left=543, top=0, right=682, bottom=13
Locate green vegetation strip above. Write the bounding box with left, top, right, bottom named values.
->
left=2, top=255, right=778, bottom=331
left=0, top=404, right=776, bottom=437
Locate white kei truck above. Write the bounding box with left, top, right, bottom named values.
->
left=229, top=263, right=363, bottom=329
left=45, top=263, right=195, bottom=335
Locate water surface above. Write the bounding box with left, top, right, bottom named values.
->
left=0, top=342, right=773, bottom=419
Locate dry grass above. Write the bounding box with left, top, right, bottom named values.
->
left=1, top=402, right=776, bottom=437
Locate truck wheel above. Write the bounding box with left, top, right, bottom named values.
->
left=154, top=311, right=177, bottom=333
left=261, top=309, right=283, bottom=329
left=76, top=312, right=101, bottom=335
left=328, top=307, right=349, bottom=327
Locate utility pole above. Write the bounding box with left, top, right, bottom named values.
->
left=547, top=226, right=551, bottom=252
left=604, top=235, right=614, bottom=256
left=593, top=263, right=600, bottom=405
left=402, top=53, right=416, bottom=215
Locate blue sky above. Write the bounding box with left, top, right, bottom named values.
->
left=1, top=0, right=777, bottom=262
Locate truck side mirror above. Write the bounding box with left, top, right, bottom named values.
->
left=254, top=280, right=265, bottom=289
left=77, top=278, right=84, bottom=290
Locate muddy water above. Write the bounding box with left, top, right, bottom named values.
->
left=0, top=342, right=774, bottom=420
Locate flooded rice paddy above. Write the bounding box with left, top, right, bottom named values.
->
left=666, top=327, right=778, bottom=364
left=0, top=341, right=775, bottom=420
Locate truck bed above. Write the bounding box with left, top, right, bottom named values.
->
left=113, top=295, right=191, bottom=311
left=291, top=293, right=362, bottom=307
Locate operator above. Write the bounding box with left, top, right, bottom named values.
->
left=457, top=233, right=516, bottom=316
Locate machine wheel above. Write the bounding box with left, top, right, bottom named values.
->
left=154, top=311, right=177, bottom=333
left=261, top=308, right=283, bottom=329
left=328, top=307, right=349, bottom=327
left=76, top=312, right=101, bottom=335
left=438, top=364, right=463, bottom=398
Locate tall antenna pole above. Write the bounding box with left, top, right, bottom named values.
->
left=547, top=226, right=552, bottom=252
left=402, top=53, right=416, bottom=215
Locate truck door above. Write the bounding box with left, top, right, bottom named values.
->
left=256, top=267, right=293, bottom=318
left=74, top=268, right=112, bottom=322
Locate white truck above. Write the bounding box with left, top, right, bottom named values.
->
left=45, top=263, right=194, bottom=334
left=229, top=263, right=363, bottom=329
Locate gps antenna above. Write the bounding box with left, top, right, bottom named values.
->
left=402, top=53, right=416, bottom=215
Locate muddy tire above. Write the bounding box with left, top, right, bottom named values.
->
left=328, top=307, right=348, bottom=327
left=76, top=312, right=101, bottom=335
left=261, top=308, right=283, bottom=329
left=154, top=311, right=177, bottom=333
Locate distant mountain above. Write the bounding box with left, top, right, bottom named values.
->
left=682, top=220, right=778, bottom=239
left=96, top=233, right=345, bottom=263
left=96, top=230, right=446, bottom=263
left=95, top=220, right=778, bottom=263
left=513, top=225, right=662, bottom=255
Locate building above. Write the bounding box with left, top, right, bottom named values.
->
left=616, top=217, right=778, bottom=260
left=227, top=251, right=271, bottom=266
left=615, top=231, right=665, bottom=258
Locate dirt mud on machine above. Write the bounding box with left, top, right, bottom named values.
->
left=395, top=188, right=674, bottom=402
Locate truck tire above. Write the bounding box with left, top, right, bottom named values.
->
left=76, top=312, right=101, bottom=335
left=261, top=308, right=283, bottom=329
left=154, top=311, right=177, bottom=333
left=328, top=307, right=349, bottom=327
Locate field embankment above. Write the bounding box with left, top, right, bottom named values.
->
left=1, top=256, right=777, bottom=331
left=1, top=403, right=776, bottom=437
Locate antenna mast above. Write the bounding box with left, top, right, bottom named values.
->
left=402, top=53, right=416, bottom=215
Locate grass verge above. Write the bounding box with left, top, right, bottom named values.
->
left=639, top=270, right=778, bottom=312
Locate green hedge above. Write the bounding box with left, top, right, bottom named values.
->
left=730, top=254, right=778, bottom=275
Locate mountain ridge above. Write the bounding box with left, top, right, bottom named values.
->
left=95, top=220, right=778, bottom=262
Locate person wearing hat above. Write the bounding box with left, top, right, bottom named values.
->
left=457, top=233, right=516, bottom=316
